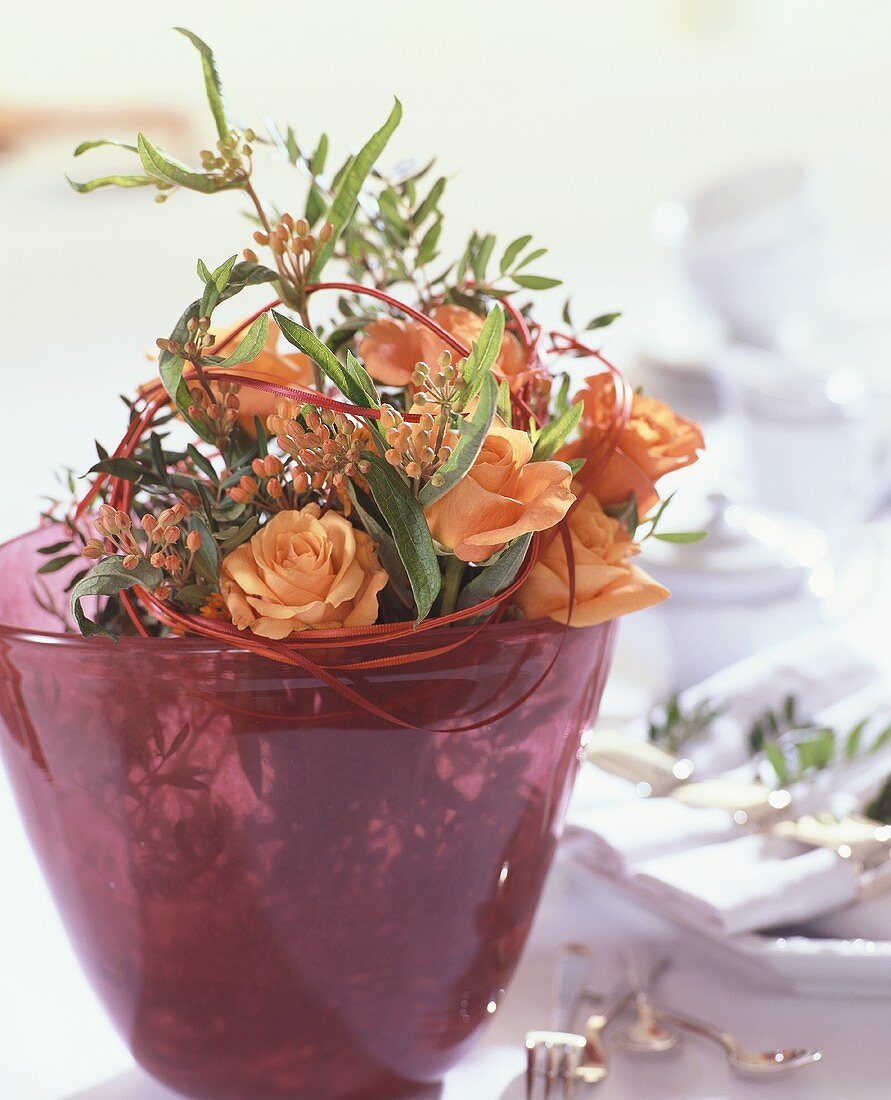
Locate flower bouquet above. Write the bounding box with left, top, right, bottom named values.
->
left=0, top=29, right=704, bottom=1100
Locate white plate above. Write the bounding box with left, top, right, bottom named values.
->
left=562, top=857, right=891, bottom=998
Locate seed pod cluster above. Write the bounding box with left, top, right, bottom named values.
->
left=270, top=405, right=369, bottom=491
left=380, top=403, right=454, bottom=487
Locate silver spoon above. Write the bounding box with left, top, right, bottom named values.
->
left=612, top=950, right=682, bottom=1055
left=653, top=1008, right=822, bottom=1078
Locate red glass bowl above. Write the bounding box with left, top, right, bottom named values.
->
left=0, top=527, right=616, bottom=1100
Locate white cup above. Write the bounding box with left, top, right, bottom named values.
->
left=682, top=162, right=830, bottom=348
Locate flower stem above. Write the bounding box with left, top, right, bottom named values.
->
left=440, top=555, right=466, bottom=617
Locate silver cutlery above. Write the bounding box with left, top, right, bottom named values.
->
left=613, top=953, right=682, bottom=1054
left=524, top=944, right=592, bottom=1099
left=653, top=1007, right=822, bottom=1078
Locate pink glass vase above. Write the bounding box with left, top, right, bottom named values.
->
left=0, top=526, right=615, bottom=1100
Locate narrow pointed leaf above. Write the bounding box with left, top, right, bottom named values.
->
left=363, top=454, right=440, bottom=622
left=460, top=304, right=504, bottom=404
left=175, top=27, right=230, bottom=140
left=420, top=371, right=498, bottom=506
left=159, top=262, right=279, bottom=420
left=273, top=311, right=379, bottom=407
left=217, top=313, right=269, bottom=367
left=66, top=174, right=154, bottom=193
left=531, top=401, right=583, bottom=461
left=73, top=138, right=140, bottom=157
left=137, top=133, right=231, bottom=194
left=511, top=273, right=562, bottom=290
left=414, top=176, right=445, bottom=225
left=187, top=513, right=219, bottom=584
left=456, top=533, right=532, bottom=611
left=500, top=234, right=532, bottom=274
left=71, top=556, right=163, bottom=639
left=310, top=98, right=403, bottom=278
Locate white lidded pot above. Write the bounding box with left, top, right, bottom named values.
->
left=644, top=494, right=828, bottom=689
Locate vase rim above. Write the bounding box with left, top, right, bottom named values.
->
left=0, top=525, right=574, bottom=654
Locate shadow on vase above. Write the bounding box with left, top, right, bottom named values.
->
left=66, top=1067, right=445, bottom=1100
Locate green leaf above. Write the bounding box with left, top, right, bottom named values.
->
left=586, top=312, right=621, bottom=331
left=511, top=273, right=562, bottom=291
left=137, top=133, right=235, bottom=194
left=472, top=233, right=496, bottom=282
left=764, top=740, right=790, bottom=787
left=459, top=304, right=505, bottom=404
left=211, top=254, right=238, bottom=293
left=413, top=176, right=445, bottom=225
left=186, top=444, right=219, bottom=484
left=347, top=485, right=413, bottom=610
left=87, top=457, right=164, bottom=486
left=309, top=132, right=329, bottom=175
left=174, top=27, right=230, bottom=141
left=514, top=246, right=548, bottom=271
left=363, top=453, right=441, bottom=622
left=456, top=533, right=532, bottom=612
left=872, top=723, right=891, bottom=754
left=310, top=98, right=403, bottom=279
left=272, top=311, right=379, bottom=408
left=218, top=515, right=259, bottom=555
left=216, top=313, right=269, bottom=367
left=496, top=378, right=512, bottom=427
left=796, top=728, right=836, bottom=772
left=605, top=493, right=640, bottom=539
left=420, top=372, right=498, bottom=506
left=652, top=531, right=708, bottom=544
left=500, top=234, right=533, bottom=274
left=36, top=554, right=80, bottom=575
left=159, top=262, right=279, bottom=421
left=187, top=513, right=219, bottom=584
left=71, top=556, right=163, bottom=639
left=73, top=138, right=139, bottom=156
left=845, top=718, right=869, bottom=759
left=531, top=401, right=583, bottom=462
left=148, top=432, right=172, bottom=488
left=66, top=173, right=154, bottom=193
left=566, top=457, right=586, bottom=475
left=196, top=258, right=213, bottom=284
left=416, top=217, right=442, bottom=265
left=345, top=350, right=381, bottom=409
left=37, top=540, right=74, bottom=556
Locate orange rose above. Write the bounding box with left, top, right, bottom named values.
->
left=358, top=305, right=529, bottom=389
left=514, top=489, right=669, bottom=626
left=424, top=418, right=575, bottom=563
left=356, top=315, right=425, bottom=388
left=220, top=505, right=388, bottom=639
left=560, top=374, right=704, bottom=514
left=212, top=320, right=316, bottom=436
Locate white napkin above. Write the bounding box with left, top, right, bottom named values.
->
left=630, top=834, right=860, bottom=936
left=564, top=798, right=738, bottom=876
left=679, top=629, right=883, bottom=775
left=563, top=631, right=891, bottom=937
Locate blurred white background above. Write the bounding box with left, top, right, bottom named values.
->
left=3, top=0, right=891, bottom=535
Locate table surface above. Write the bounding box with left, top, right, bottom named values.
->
left=3, top=748, right=890, bottom=1100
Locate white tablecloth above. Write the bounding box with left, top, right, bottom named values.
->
left=1, top=757, right=888, bottom=1100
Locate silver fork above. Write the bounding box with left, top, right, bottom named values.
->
left=525, top=944, right=591, bottom=1099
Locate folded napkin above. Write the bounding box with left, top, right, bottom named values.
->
left=564, top=631, right=891, bottom=937
left=565, top=798, right=738, bottom=877
left=679, top=629, right=883, bottom=775
left=630, top=834, right=860, bottom=936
